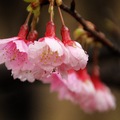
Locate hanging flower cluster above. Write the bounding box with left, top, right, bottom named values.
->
left=0, top=0, right=116, bottom=113
left=45, top=66, right=115, bottom=113
left=0, top=0, right=88, bottom=82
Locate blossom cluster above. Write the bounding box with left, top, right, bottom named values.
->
left=45, top=66, right=116, bottom=113
left=0, top=21, right=88, bottom=82
left=0, top=20, right=116, bottom=113
left=0, top=0, right=116, bottom=112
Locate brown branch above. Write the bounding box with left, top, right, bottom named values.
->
left=39, top=0, right=120, bottom=55
left=60, top=3, right=120, bottom=55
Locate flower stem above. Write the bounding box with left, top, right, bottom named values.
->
left=49, top=0, right=54, bottom=22
left=25, top=12, right=32, bottom=25
left=31, top=16, right=38, bottom=31
left=57, top=6, right=65, bottom=26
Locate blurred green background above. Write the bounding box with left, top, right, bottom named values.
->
left=0, top=0, right=120, bottom=120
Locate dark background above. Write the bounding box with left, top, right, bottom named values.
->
left=0, top=0, right=120, bottom=120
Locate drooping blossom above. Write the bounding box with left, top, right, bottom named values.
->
left=11, top=30, right=40, bottom=82
left=90, top=66, right=116, bottom=112
left=28, top=21, right=68, bottom=74
left=0, top=24, right=37, bottom=82
left=44, top=68, right=95, bottom=107
left=44, top=66, right=116, bottom=113
left=61, top=26, right=88, bottom=70
left=79, top=66, right=116, bottom=113
left=0, top=24, right=29, bottom=69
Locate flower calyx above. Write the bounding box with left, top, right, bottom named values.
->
left=45, top=21, right=56, bottom=37
left=18, top=24, right=29, bottom=40
left=61, top=25, right=74, bottom=46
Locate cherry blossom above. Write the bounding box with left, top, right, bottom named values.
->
left=44, top=68, right=95, bottom=106
left=44, top=67, right=116, bottom=113
left=0, top=24, right=29, bottom=69
left=79, top=66, right=116, bottom=113
left=0, top=24, right=38, bottom=82
left=28, top=21, right=68, bottom=73
left=11, top=30, right=40, bottom=82
left=90, top=66, right=116, bottom=112
left=61, top=26, right=88, bottom=70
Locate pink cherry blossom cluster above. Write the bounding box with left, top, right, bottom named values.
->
left=45, top=66, right=116, bottom=113
left=0, top=17, right=115, bottom=113
left=0, top=0, right=116, bottom=114
left=0, top=21, right=88, bottom=82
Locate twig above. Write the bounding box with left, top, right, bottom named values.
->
left=60, top=3, right=120, bottom=55
left=39, top=0, right=120, bottom=55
